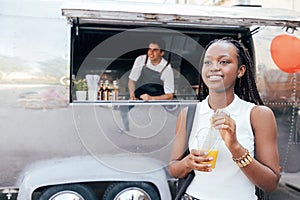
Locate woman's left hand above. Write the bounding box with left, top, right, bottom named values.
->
left=211, top=111, right=238, bottom=149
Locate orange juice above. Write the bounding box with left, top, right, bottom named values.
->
left=203, top=149, right=219, bottom=169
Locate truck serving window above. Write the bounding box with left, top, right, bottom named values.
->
left=70, top=22, right=252, bottom=102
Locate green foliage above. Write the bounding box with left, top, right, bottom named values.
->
left=73, top=78, right=88, bottom=91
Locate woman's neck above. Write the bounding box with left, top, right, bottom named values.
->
left=208, top=91, right=235, bottom=111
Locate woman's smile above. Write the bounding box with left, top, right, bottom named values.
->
left=207, top=73, right=224, bottom=81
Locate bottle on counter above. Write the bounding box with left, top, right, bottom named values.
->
left=103, top=80, right=110, bottom=100
left=98, top=80, right=104, bottom=100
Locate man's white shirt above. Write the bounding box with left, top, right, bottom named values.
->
left=129, top=55, right=174, bottom=94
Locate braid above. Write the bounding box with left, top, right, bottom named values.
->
left=197, top=37, right=264, bottom=105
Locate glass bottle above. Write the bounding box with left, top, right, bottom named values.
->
left=98, top=80, right=104, bottom=100
left=103, top=80, right=110, bottom=100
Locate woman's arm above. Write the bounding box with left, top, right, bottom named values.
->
left=247, top=105, right=281, bottom=192
left=215, top=105, right=281, bottom=192
left=169, top=107, right=191, bottom=178
left=169, top=107, right=213, bottom=178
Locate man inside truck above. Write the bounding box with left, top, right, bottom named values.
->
left=128, top=38, right=175, bottom=100
left=119, top=38, right=175, bottom=132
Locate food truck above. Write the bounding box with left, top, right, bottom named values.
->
left=0, top=0, right=299, bottom=199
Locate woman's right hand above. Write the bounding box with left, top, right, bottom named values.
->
left=185, top=149, right=214, bottom=172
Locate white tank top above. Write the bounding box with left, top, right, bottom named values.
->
left=186, top=95, right=257, bottom=200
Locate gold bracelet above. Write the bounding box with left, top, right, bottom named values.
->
left=232, top=148, right=253, bottom=168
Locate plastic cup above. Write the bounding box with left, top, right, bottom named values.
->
left=202, top=149, right=219, bottom=169
left=196, top=128, right=220, bottom=169
left=88, top=90, right=97, bottom=101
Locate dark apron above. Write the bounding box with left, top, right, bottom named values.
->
left=134, top=56, right=169, bottom=99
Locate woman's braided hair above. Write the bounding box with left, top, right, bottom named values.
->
left=197, top=37, right=264, bottom=105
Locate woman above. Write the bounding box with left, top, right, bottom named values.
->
left=169, top=38, right=281, bottom=200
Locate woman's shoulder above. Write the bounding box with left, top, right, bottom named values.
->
left=235, top=95, right=274, bottom=117
left=251, top=105, right=274, bottom=115
left=250, top=105, right=275, bottom=125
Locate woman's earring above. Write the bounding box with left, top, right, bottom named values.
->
left=237, top=75, right=242, bottom=85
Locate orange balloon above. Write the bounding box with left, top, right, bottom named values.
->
left=270, top=34, right=300, bottom=73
